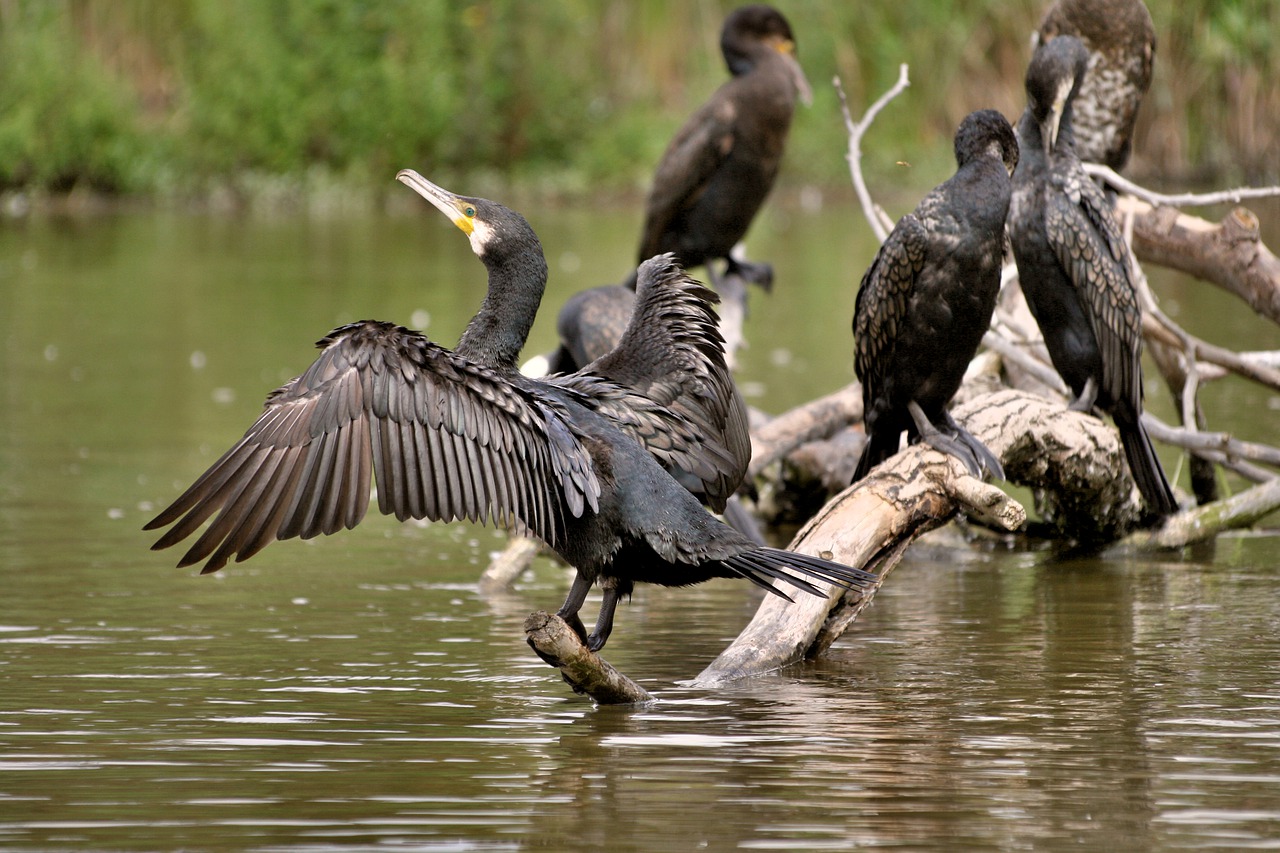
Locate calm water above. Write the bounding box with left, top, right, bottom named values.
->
left=1, top=194, right=1279, bottom=851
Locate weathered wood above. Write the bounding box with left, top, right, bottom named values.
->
left=747, top=382, right=862, bottom=479
left=479, top=535, right=542, bottom=593
left=1141, top=310, right=1280, bottom=392
left=524, top=611, right=654, bottom=704
left=1118, top=195, right=1280, bottom=325
left=1124, top=476, right=1280, bottom=549
left=693, top=392, right=1034, bottom=685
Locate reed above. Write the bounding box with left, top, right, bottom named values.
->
left=0, top=1, right=1272, bottom=198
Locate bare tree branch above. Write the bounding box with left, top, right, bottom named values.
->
left=1115, top=194, right=1280, bottom=325
left=1141, top=414, right=1278, bottom=482
left=747, top=382, right=862, bottom=479
left=835, top=65, right=910, bottom=242
left=479, top=535, right=542, bottom=593
left=1084, top=163, right=1280, bottom=208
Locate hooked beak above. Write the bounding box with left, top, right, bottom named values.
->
left=1041, top=78, right=1073, bottom=158
left=774, top=38, right=812, bottom=106
left=396, top=169, right=474, bottom=235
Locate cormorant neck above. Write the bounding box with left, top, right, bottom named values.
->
left=1056, top=97, right=1079, bottom=153
left=1015, top=109, right=1049, bottom=174
left=455, top=242, right=549, bottom=372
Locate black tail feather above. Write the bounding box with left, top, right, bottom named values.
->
left=851, top=430, right=900, bottom=485
left=1116, top=413, right=1177, bottom=517
left=725, top=546, right=877, bottom=600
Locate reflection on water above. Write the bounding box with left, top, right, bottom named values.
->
left=1, top=203, right=1278, bottom=850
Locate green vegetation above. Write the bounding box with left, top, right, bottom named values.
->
left=0, top=1, right=1273, bottom=200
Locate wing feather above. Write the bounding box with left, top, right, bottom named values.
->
left=638, top=98, right=737, bottom=262
left=558, top=254, right=749, bottom=509
left=1045, top=170, right=1143, bottom=408
left=146, top=321, right=600, bottom=572
left=853, top=213, right=929, bottom=408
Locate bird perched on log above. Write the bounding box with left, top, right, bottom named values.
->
left=1007, top=36, right=1178, bottom=517
left=851, top=109, right=1019, bottom=484
left=145, top=171, right=874, bottom=652
left=1034, top=0, right=1155, bottom=172
left=637, top=3, right=810, bottom=291
left=540, top=4, right=810, bottom=376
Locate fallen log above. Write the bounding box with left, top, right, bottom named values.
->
left=693, top=388, right=1197, bottom=685
left=1124, top=476, right=1280, bottom=549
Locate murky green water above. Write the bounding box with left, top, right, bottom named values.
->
left=1, top=196, right=1278, bottom=851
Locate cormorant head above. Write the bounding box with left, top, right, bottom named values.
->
left=954, top=109, right=1019, bottom=177
left=1024, top=35, right=1088, bottom=158
left=720, top=5, right=812, bottom=104
left=396, top=169, right=540, bottom=264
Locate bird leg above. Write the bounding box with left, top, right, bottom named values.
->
left=907, top=400, right=1005, bottom=481
left=722, top=256, right=774, bottom=292
left=585, top=576, right=632, bottom=652
left=1068, top=376, right=1099, bottom=413
left=555, top=571, right=594, bottom=645
left=711, top=269, right=749, bottom=371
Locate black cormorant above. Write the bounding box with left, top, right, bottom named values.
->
left=1007, top=36, right=1178, bottom=517
left=540, top=4, right=810, bottom=377
left=851, top=110, right=1018, bottom=485
left=1034, top=0, right=1154, bottom=171
left=145, top=171, right=873, bottom=652
left=637, top=3, right=810, bottom=290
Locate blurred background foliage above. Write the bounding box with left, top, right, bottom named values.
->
left=0, top=0, right=1275, bottom=201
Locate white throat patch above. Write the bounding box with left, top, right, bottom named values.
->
left=468, top=217, right=494, bottom=256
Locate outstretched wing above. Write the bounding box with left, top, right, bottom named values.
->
left=853, top=213, right=928, bottom=406
left=554, top=254, right=750, bottom=510
left=1044, top=165, right=1143, bottom=409
left=638, top=94, right=737, bottom=262
left=146, top=321, right=600, bottom=573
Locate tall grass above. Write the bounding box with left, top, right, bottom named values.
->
left=0, top=0, right=1274, bottom=198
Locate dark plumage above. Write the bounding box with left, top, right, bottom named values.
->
left=541, top=5, right=810, bottom=379
left=637, top=4, right=809, bottom=290
left=146, top=171, right=873, bottom=652
left=1008, top=36, right=1177, bottom=517
left=1034, top=0, right=1155, bottom=171
left=851, top=110, right=1018, bottom=484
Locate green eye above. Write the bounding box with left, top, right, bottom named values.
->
left=464, top=206, right=476, bottom=217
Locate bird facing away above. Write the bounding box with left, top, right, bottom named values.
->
left=538, top=4, right=810, bottom=379
left=637, top=3, right=810, bottom=291
left=851, top=109, right=1019, bottom=485
left=1034, top=0, right=1155, bottom=171
left=145, top=171, right=874, bottom=652
left=1007, top=36, right=1177, bottom=517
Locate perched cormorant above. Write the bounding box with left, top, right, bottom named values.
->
left=1034, top=0, right=1155, bottom=171
left=637, top=3, right=810, bottom=290
left=145, top=171, right=873, bottom=652
left=540, top=4, right=810, bottom=377
left=1007, top=36, right=1178, bottom=517
left=851, top=110, right=1019, bottom=484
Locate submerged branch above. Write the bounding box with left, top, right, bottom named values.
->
left=479, top=535, right=543, bottom=593
left=524, top=611, right=654, bottom=705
